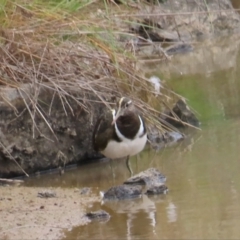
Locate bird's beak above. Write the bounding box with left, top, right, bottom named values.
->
left=111, top=109, right=117, bottom=125
left=111, top=108, right=122, bottom=125
left=111, top=118, right=116, bottom=125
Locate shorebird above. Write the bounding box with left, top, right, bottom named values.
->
left=92, top=97, right=147, bottom=175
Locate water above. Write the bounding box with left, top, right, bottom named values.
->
left=24, top=37, right=240, bottom=239
left=232, top=0, right=240, bottom=9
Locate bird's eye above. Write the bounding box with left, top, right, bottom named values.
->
left=125, top=100, right=132, bottom=108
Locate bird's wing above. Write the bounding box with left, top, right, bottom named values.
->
left=92, top=111, right=114, bottom=152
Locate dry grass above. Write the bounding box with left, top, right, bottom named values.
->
left=0, top=0, right=189, bottom=137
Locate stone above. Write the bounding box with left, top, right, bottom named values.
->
left=85, top=210, right=110, bottom=222
left=103, top=184, right=143, bottom=201
left=124, top=168, right=166, bottom=187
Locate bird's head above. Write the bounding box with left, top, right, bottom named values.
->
left=111, top=97, right=134, bottom=125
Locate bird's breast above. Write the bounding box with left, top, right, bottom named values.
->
left=101, top=133, right=147, bottom=159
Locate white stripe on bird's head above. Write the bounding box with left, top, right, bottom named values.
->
left=112, top=97, right=133, bottom=125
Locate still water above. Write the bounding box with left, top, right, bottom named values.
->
left=25, top=37, right=240, bottom=239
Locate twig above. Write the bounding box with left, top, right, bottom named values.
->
left=0, top=141, right=29, bottom=177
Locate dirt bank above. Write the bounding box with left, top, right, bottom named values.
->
left=0, top=185, right=100, bottom=239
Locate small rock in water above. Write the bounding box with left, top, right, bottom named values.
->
left=146, top=185, right=168, bottom=195
left=85, top=210, right=110, bottom=222
left=103, top=184, right=143, bottom=201
left=124, top=168, right=166, bottom=187
left=102, top=168, right=168, bottom=201
left=160, top=98, right=200, bottom=128
left=148, top=130, right=184, bottom=151
left=37, top=190, right=57, bottom=198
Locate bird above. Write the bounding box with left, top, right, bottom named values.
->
left=92, top=97, right=147, bottom=175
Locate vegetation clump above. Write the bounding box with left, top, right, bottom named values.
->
left=0, top=0, right=183, bottom=135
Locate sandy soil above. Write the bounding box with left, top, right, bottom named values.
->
left=0, top=185, right=100, bottom=240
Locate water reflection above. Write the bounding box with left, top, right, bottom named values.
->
left=166, top=201, right=177, bottom=223
left=102, top=194, right=164, bottom=239
left=64, top=194, right=173, bottom=240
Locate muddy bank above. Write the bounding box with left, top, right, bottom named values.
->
left=0, top=85, right=106, bottom=177
left=0, top=168, right=167, bottom=239
left=0, top=185, right=100, bottom=239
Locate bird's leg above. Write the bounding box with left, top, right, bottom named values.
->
left=110, top=159, right=116, bottom=181
left=136, top=154, right=140, bottom=172
left=126, top=155, right=133, bottom=176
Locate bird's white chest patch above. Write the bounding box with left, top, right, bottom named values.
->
left=101, top=134, right=147, bottom=159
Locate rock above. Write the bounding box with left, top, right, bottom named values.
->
left=102, top=194, right=158, bottom=214
left=102, top=168, right=168, bottom=201
left=80, top=187, right=91, bottom=195
left=146, top=185, right=168, bottom=195
left=37, top=190, right=57, bottom=198
left=138, top=24, right=180, bottom=42
left=160, top=99, right=200, bottom=128
left=0, top=85, right=105, bottom=178
left=165, top=43, right=193, bottom=55
left=124, top=168, right=166, bottom=187
left=85, top=210, right=110, bottom=222
left=147, top=128, right=184, bottom=151
left=102, top=184, right=143, bottom=201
